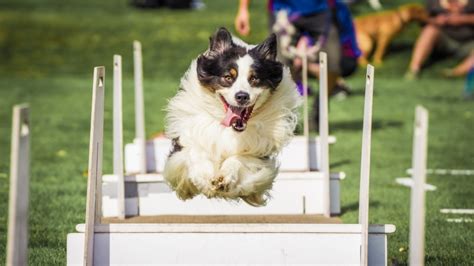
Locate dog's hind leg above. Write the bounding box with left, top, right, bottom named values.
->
left=356, top=33, right=372, bottom=66
left=373, top=33, right=393, bottom=66
left=163, top=150, right=199, bottom=200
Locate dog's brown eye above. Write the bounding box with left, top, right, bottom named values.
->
left=249, top=76, right=259, bottom=83
left=224, top=75, right=233, bottom=82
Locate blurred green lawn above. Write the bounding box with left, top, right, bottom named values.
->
left=0, top=0, right=473, bottom=264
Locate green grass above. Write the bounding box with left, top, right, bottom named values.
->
left=0, top=0, right=473, bottom=264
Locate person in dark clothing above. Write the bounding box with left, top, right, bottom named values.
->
left=406, top=0, right=474, bottom=79
left=235, top=0, right=360, bottom=95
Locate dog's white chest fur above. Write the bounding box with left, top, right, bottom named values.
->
left=163, top=28, right=300, bottom=206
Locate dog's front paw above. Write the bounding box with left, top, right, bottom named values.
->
left=211, top=169, right=238, bottom=193
left=372, top=58, right=384, bottom=67
left=188, top=160, right=215, bottom=191
left=212, top=157, right=241, bottom=194
left=210, top=175, right=233, bottom=192
left=358, top=57, right=369, bottom=67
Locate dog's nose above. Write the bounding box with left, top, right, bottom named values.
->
left=235, top=91, right=250, bottom=105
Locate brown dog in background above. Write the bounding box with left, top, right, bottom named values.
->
left=355, top=4, right=428, bottom=65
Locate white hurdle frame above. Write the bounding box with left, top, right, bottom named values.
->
left=301, top=44, right=310, bottom=172
left=133, top=40, right=147, bottom=174
left=300, top=49, right=330, bottom=217
left=319, top=52, right=330, bottom=218
left=83, top=67, right=105, bottom=266
left=409, top=106, right=429, bottom=266
left=6, top=104, right=30, bottom=266
left=359, top=65, right=375, bottom=266
left=113, top=55, right=125, bottom=220
left=68, top=64, right=396, bottom=265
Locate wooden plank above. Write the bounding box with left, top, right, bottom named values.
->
left=301, top=45, right=310, bottom=172
left=279, top=135, right=311, bottom=171
left=102, top=171, right=345, bottom=183
left=359, top=65, right=375, bottom=266
left=319, top=52, right=330, bottom=218
left=113, top=55, right=125, bottom=220
left=101, top=176, right=343, bottom=216
left=67, top=230, right=392, bottom=265
left=83, top=66, right=105, bottom=266
left=6, top=104, right=30, bottom=266
left=133, top=40, right=147, bottom=174
left=409, top=106, right=428, bottom=266
left=67, top=232, right=375, bottom=265
left=301, top=45, right=309, bottom=139
left=102, top=214, right=342, bottom=224
left=75, top=223, right=396, bottom=234
left=124, top=135, right=337, bottom=173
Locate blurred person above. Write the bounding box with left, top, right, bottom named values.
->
left=235, top=0, right=360, bottom=124
left=406, top=0, right=474, bottom=79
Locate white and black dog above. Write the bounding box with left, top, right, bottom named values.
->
left=163, top=27, right=300, bottom=206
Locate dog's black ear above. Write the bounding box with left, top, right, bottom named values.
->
left=251, top=33, right=277, bottom=61
left=209, top=27, right=233, bottom=54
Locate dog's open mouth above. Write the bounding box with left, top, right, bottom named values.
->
left=220, top=95, right=254, bottom=132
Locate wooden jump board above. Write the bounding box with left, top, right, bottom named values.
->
left=101, top=214, right=342, bottom=224
left=68, top=221, right=394, bottom=265
left=101, top=172, right=344, bottom=217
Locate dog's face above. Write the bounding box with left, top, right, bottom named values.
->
left=399, top=4, right=428, bottom=22
left=197, top=27, right=283, bottom=132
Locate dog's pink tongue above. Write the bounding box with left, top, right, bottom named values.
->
left=221, top=108, right=242, bottom=127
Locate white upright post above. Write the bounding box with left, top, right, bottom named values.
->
left=6, top=104, right=30, bottom=266
left=301, top=45, right=310, bottom=171
left=133, top=40, right=147, bottom=174
left=359, top=65, right=374, bottom=266
left=319, top=52, right=330, bottom=217
left=84, top=66, right=105, bottom=266
left=114, top=55, right=125, bottom=220
left=409, top=106, right=429, bottom=266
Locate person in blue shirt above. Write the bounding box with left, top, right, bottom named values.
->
left=271, top=0, right=329, bottom=17
left=235, top=0, right=360, bottom=125
left=235, top=0, right=360, bottom=91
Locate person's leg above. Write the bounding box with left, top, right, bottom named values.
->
left=306, top=25, right=350, bottom=97
left=320, top=26, right=342, bottom=95
left=444, top=50, right=474, bottom=77
left=407, top=24, right=441, bottom=78
left=291, top=12, right=329, bottom=76
left=289, top=12, right=327, bottom=96
left=292, top=37, right=306, bottom=72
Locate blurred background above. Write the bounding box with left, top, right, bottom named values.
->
left=0, top=0, right=473, bottom=264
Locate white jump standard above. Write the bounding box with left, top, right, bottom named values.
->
left=408, top=106, right=429, bottom=266
left=83, top=67, right=105, bottom=266
left=6, top=104, right=30, bottom=266
left=67, top=63, right=395, bottom=265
